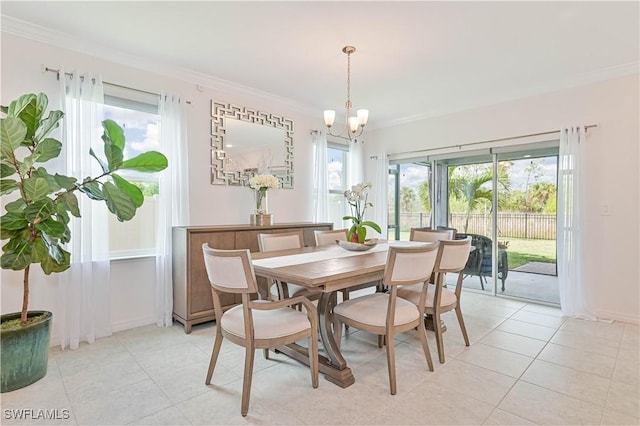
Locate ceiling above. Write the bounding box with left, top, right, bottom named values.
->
left=2, top=1, right=638, bottom=129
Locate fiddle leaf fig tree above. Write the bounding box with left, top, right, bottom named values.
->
left=0, top=93, right=168, bottom=325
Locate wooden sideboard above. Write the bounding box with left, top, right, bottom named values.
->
left=172, top=222, right=333, bottom=333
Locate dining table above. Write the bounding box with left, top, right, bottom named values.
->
left=251, top=240, right=427, bottom=388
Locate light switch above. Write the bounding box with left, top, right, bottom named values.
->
left=600, top=203, right=611, bottom=216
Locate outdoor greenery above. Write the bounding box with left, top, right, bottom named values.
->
left=449, top=163, right=511, bottom=232
left=396, top=160, right=558, bottom=239
left=504, top=237, right=556, bottom=269
left=394, top=158, right=559, bottom=274
left=133, top=181, right=159, bottom=197
left=402, top=160, right=557, bottom=226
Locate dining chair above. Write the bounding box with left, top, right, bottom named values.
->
left=397, top=237, right=472, bottom=363
left=257, top=231, right=321, bottom=304
left=410, top=227, right=454, bottom=242
left=410, top=227, right=454, bottom=286
left=456, top=232, right=509, bottom=291
left=202, top=244, right=319, bottom=417
left=332, top=243, right=438, bottom=395
left=313, top=228, right=349, bottom=246
left=436, top=225, right=457, bottom=239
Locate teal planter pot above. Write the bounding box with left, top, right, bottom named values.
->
left=1, top=311, right=52, bottom=393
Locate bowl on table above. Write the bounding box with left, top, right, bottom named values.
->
left=337, top=238, right=379, bottom=252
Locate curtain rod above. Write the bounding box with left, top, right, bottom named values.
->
left=43, top=66, right=191, bottom=104
left=395, top=124, right=597, bottom=157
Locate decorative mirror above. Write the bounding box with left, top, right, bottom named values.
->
left=210, top=101, right=294, bottom=188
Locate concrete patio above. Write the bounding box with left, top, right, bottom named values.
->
left=447, top=266, right=560, bottom=305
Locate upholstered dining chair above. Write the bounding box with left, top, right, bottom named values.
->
left=332, top=243, right=438, bottom=395
left=313, top=228, right=349, bottom=246
left=410, top=227, right=454, bottom=286
left=410, top=227, right=454, bottom=242
left=202, top=244, right=319, bottom=417
left=257, top=231, right=322, bottom=304
left=397, top=237, right=472, bottom=363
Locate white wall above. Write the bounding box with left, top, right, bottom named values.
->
left=0, top=33, right=324, bottom=343
left=364, top=74, right=640, bottom=324
left=2, top=32, right=638, bottom=347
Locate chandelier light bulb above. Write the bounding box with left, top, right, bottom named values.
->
left=357, top=109, right=369, bottom=126
left=348, top=116, right=359, bottom=133
left=324, top=110, right=336, bottom=127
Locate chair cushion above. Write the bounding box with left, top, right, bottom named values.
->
left=333, top=293, right=420, bottom=327
left=397, top=284, right=458, bottom=308
left=221, top=304, right=311, bottom=339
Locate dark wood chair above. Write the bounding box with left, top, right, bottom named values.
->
left=456, top=233, right=508, bottom=291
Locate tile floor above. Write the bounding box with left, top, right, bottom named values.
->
left=1, top=291, right=638, bottom=425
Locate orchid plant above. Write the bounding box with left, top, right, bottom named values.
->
left=343, top=182, right=381, bottom=243
left=248, top=174, right=279, bottom=213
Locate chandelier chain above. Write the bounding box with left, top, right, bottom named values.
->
left=346, top=50, right=351, bottom=108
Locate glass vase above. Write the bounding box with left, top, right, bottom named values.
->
left=250, top=189, right=273, bottom=225
left=255, top=189, right=268, bottom=214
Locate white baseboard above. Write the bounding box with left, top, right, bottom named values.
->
left=49, top=316, right=157, bottom=348
left=595, top=309, right=640, bottom=325
left=111, top=316, right=157, bottom=333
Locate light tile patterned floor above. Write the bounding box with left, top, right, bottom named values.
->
left=1, top=291, right=638, bottom=425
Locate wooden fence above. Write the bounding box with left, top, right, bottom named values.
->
left=397, top=212, right=556, bottom=240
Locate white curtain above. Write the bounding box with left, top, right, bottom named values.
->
left=558, top=126, right=594, bottom=319
left=58, top=68, right=111, bottom=350
left=370, top=153, right=389, bottom=240
left=347, top=140, right=364, bottom=187
left=156, top=93, right=190, bottom=327
left=312, top=132, right=329, bottom=222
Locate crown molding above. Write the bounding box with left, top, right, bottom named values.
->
left=375, top=61, right=640, bottom=130
left=1, top=16, right=317, bottom=116
left=4, top=16, right=637, bottom=130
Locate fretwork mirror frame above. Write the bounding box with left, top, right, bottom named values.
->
left=210, top=101, right=294, bottom=188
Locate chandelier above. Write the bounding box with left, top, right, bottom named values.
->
left=324, top=46, right=369, bottom=142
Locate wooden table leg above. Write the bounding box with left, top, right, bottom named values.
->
left=275, top=344, right=355, bottom=388
left=318, top=292, right=346, bottom=369
left=274, top=291, right=355, bottom=388
left=424, top=314, right=447, bottom=332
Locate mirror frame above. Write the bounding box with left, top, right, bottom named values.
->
left=210, top=101, right=294, bottom=188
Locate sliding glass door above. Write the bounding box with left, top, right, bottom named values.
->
left=388, top=162, right=432, bottom=240
left=496, top=149, right=559, bottom=304
left=437, top=153, right=495, bottom=294
left=388, top=144, right=559, bottom=304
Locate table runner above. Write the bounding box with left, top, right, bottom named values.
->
left=252, top=241, right=430, bottom=269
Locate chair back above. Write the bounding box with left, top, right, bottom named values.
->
left=258, top=231, right=304, bottom=252
left=455, top=233, right=491, bottom=274
left=434, top=237, right=472, bottom=273
left=384, top=243, right=440, bottom=287
left=436, top=226, right=457, bottom=239
left=410, top=228, right=453, bottom=243
left=314, top=229, right=348, bottom=246
left=202, top=244, right=257, bottom=294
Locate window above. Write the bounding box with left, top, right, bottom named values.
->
left=327, top=142, right=349, bottom=229
left=103, top=91, right=160, bottom=258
